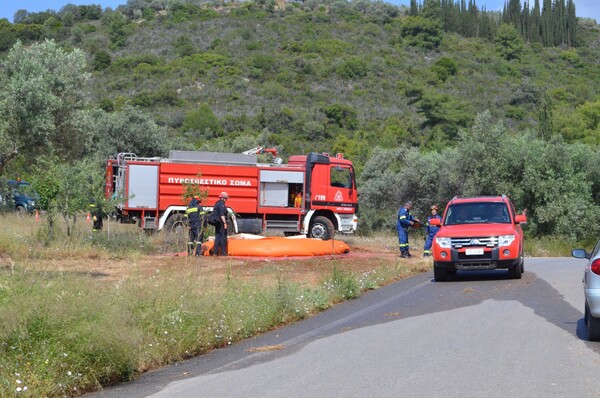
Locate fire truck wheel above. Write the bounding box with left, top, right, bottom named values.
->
left=164, top=213, right=187, bottom=235
left=309, top=216, right=334, bottom=240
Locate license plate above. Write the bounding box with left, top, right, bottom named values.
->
left=466, top=248, right=484, bottom=255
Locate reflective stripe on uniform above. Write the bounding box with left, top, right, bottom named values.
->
left=399, top=216, right=407, bottom=220
left=186, top=207, right=199, bottom=214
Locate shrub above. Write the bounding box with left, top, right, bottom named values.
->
left=336, top=56, right=368, bottom=79
left=92, top=50, right=111, bottom=71
left=400, top=16, right=442, bottom=49
left=182, top=104, right=224, bottom=140
left=173, top=35, right=197, bottom=58
left=322, top=104, right=358, bottom=130
left=495, top=23, right=524, bottom=61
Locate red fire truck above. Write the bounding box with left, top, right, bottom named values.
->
left=105, top=150, right=358, bottom=239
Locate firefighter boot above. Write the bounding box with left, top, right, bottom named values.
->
left=406, top=251, right=413, bottom=258
left=400, top=251, right=409, bottom=258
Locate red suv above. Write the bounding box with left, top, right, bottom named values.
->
left=429, top=195, right=527, bottom=282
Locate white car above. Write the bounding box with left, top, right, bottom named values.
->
left=572, top=245, right=600, bottom=341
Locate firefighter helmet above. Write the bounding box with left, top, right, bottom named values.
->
left=220, top=192, right=229, bottom=199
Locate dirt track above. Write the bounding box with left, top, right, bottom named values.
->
left=22, top=233, right=429, bottom=290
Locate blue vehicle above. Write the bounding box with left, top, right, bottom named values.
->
left=3, top=180, right=39, bottom=213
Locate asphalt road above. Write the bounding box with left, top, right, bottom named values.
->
left=88, top=257, right=600, bottom=398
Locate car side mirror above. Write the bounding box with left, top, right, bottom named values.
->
left=572, top=248, right=590, bottom=259
left=429, top=218, right=441, bottom=226
left=514, top=214, right=527, bottom=224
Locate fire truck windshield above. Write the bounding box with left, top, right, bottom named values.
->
left=330, top=166, right=352, bottom=189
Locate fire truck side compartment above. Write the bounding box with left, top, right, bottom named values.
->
left=127, top=164, right=158, bottom=208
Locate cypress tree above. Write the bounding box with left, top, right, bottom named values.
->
left=479, top=8, right=493, bottom=40
left=541, top=0, right=552, bottom=46
left=423, top=0, right=442, bottom=20
left=409, top=0, right=419, bottom=16
left=508, top=0, right=521, bottom=29
left=521, top=1, right=530, bottom=41
left=460, top=0, right=468, bottom=36
left=538, top=92, right=554, bottom=140
left=552, top=0, right=564, bottom=45
left=530, top=0, right=541, bottom=43
left=566, top=0, right=576, bottom=46
left=468, top=0, right=478, bottom=37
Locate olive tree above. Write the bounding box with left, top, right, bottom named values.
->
left=29, top=157, right=105, bottom=239
left=358, top=111, right=600, bottom=241
left=0, top=39, right=90, bottom=174
left=82, top=106, right=171, bottom=159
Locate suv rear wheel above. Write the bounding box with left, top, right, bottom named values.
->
left=586, top=303, right=600, bottom=341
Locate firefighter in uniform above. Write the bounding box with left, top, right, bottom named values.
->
left=90, top=202, right=103, bottom=232
left=185, top=195, right=204, bottom=256
left=396, top=201, right=418, bottom=258
left=212, top=192, right=229, bottom=256
left=294, top=192, right=302, bottom=208
left=423, top=205, right=442, bottom=257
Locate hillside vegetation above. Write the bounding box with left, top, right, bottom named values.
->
left=0, top=0, right=600, bottom=240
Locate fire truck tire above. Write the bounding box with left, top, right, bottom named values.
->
left=164, top=213, right=187, bottom=235
left=309, top=216, right=334, bottom=240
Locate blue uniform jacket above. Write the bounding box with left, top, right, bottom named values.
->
left=425, top=214, right=442, bottom=236
left=397, top=206, right=414, bottom=230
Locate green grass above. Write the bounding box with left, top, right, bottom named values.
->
left=523, top=234, right=584, bottom=257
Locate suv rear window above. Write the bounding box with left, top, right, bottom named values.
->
left=445, top=203, right=511, bottom=225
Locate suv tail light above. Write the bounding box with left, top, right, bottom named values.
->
left=591, top=259, right=600, bottom=275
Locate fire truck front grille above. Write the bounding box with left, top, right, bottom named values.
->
left=451, top=236, right=498, bottom=249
